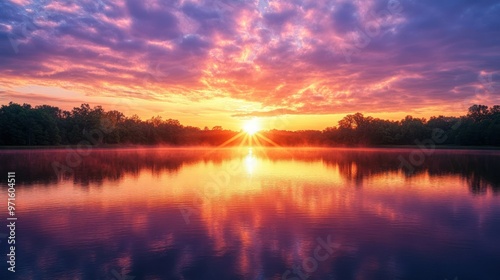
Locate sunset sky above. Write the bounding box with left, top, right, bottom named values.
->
left=0, top=0, right=499, bottom=130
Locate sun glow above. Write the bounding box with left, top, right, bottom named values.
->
left=215, top=118, right=279, bottom=148
left=243, top=119, right=260, bottom=135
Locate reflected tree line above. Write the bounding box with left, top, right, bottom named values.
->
left=0, top=102, right=499, bottom=146
left=0, top=148, right=498, bottom=194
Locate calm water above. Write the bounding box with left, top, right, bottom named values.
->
left=0, top=147, right=500, bottom=280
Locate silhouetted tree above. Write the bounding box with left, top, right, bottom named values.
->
left=0, top=102, right=499, bottom=147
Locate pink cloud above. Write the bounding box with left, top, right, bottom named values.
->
left=0, top=0, right=499, bottom=120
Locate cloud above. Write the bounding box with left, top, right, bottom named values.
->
left=232, top=108, right=297, bottom=117
left=0, top=0, right=499, bottom=118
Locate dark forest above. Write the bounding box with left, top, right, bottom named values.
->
left=0, top=102, right=499, bottom=147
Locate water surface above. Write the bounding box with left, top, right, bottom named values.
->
left=0, top=147, right=499, bottom=280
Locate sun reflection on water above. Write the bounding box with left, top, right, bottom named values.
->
left=244, top=148, right=257, bottom=175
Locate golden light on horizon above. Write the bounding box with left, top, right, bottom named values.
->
left=243, top=119, right=260, bottom=135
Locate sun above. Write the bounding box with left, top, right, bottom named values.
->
left=243, top=119, right=260, bottom=135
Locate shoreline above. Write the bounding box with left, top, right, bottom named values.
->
left=0, top=144, right=499, bottom=151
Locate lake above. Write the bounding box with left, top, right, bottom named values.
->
left=0, top=147, right=499, bottom=280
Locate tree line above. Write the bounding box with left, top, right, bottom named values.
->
left=321, top=104, right=500, bottom=146
left=0, top=102, right=499, bottom=146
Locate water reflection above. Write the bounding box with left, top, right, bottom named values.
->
left=244, top=149, right=257, bottom=175
left=0, top=148, right=499, bottom=279
left=1, top=148, right=499, bottom=194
